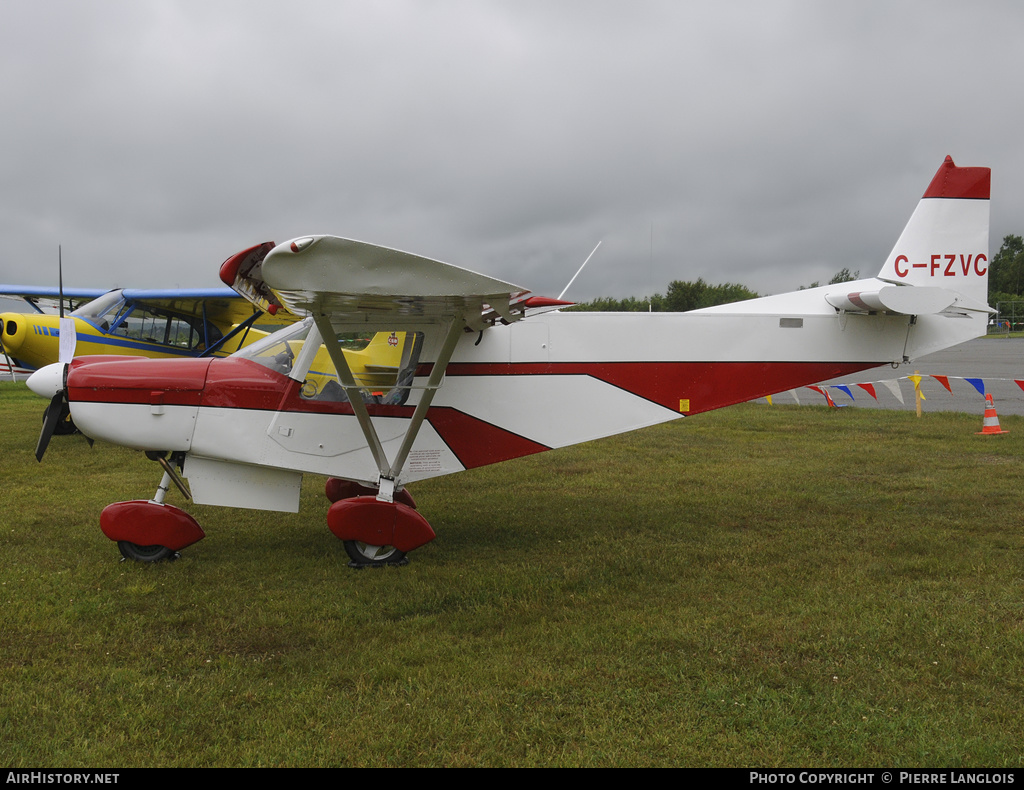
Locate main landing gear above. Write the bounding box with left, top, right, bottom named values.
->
left=99, top=461, right=435, bottom=568
left=324, top=478, right=434, bottom=568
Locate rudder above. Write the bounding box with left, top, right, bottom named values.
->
left=877, top=156, right=991, bottom=308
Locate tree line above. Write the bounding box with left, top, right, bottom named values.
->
left=566, top=279, right=759, bottom=313
left=988, top=235, right=1024, bottom=304
left=567, top=234, right=1024, bottom=312
left=566, top=269, right=856, bottom=313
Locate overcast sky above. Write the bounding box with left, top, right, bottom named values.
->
left=2, top=0, right=1022, bottom=303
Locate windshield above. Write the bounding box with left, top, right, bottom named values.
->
left=71, top=290, right=125, bottom=321
left=231, top=317, right=315, bottom=363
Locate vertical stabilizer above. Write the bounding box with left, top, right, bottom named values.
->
left=877, top=156, right=991, bottom=307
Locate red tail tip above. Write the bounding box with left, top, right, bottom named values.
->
left=922, top=156, right=990, bottom=200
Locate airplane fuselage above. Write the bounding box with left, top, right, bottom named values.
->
left=65, top=290, right=983, bottom=513
left=27, top=156, right=995, bottom=566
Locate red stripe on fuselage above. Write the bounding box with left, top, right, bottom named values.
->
left=434, top=360, right=883, bottom=414
left=425, top=407, right=550, bottom=469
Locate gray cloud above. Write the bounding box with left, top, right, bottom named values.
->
left=2, top=0, right=1021, bottom=303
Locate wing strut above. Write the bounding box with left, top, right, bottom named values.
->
left=312, top=315, right=464, bottom=501
left=313, top=314, right=389, bottom=476
left=385, top=317, right=462, bottom=480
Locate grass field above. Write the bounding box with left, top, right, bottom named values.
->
left=1, top=381, right=1023, bottom=767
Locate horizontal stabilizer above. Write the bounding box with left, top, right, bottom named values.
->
left=824, top=285, right=958, bottom=315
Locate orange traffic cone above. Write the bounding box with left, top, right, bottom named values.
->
left=976, top=394, right=1008, bottom=435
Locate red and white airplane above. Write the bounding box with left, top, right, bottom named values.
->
left=28, top=156, right=992, bottom=566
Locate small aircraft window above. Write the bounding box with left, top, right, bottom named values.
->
left=234, top=317, right=315, bottom=375
left=114, top=306, right=221, bottom=350
left=303, top=330, right=423, bottom=406
left=71, top=290, right=126, bottom=325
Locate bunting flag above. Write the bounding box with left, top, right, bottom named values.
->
left=908, top=374, right=926, bottom=401
left=761, top=373, right=1013, bottom=412
left=856, top=382, right=878, bottom=400
left=880, top=379, right=904, bottom=404
left=1016, top=380, right=1024, bottom=393
left=806, top=385, right=836, bottom=407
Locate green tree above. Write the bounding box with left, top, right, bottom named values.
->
left=665, top=279, right=708, bottom=312
left=829, top=268, right=859, bottom=284
left=566, top=279, right=756, bottom=313
left=988, top=235, right=1024, bottom=299
left=567, top=294, right=665, bottom=312
left=801, top=268, right=860, bottom=290
left=665, top=278, right=759, bottom=311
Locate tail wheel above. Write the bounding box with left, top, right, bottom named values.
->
left=343, top=540, right=407, bottom=567
left=117, top=541, right=177, bottom=563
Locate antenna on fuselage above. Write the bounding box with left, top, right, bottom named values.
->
left=649, top=222, right=653, bottom=312
left=557, top=241, right=602, bottom=301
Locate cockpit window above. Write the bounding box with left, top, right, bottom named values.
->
left=71, top=290, right=126, bottom=324
left=70, top=290, right=222, bottom=350
left=232, top=317, right=314, bottom=374
left=302, top=330, right=423, bottom=406
left=113, top=306, right=221, bottom=350
left=233, top=319, right=423, bottom=406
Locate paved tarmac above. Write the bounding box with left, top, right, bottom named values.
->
left=770, top=336, right=1024, bottom=416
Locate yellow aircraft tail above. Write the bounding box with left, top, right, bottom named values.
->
left=346, top=332, right=407, bottom=390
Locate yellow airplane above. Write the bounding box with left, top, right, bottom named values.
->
left=0, top=286, right=282, bottom=371
left=3, top=239, right=411, bottom=407
left=1, top=284, right=410, bottom=417
left=2, top=285, right=408, bottom=383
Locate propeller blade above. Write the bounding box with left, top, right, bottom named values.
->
left=58, top=245, right=64, bottom=319
left=57, top=246, right=77, bottom=364
left=58, top=316, right=77, bottom=364
left=36, top=390, right=67, bottom=462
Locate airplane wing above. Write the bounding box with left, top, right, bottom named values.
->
left=0, top=282, right=295, bottom=330
left=240, top=235, right=568, bottom=496
left=253, top=235, right=574, bottom=331
left=0, top=285, right=107, bottom=313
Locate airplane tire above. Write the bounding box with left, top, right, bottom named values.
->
left=117, top=541, right=177, bottom=563
left=343, top=540, right=408, bottom=568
